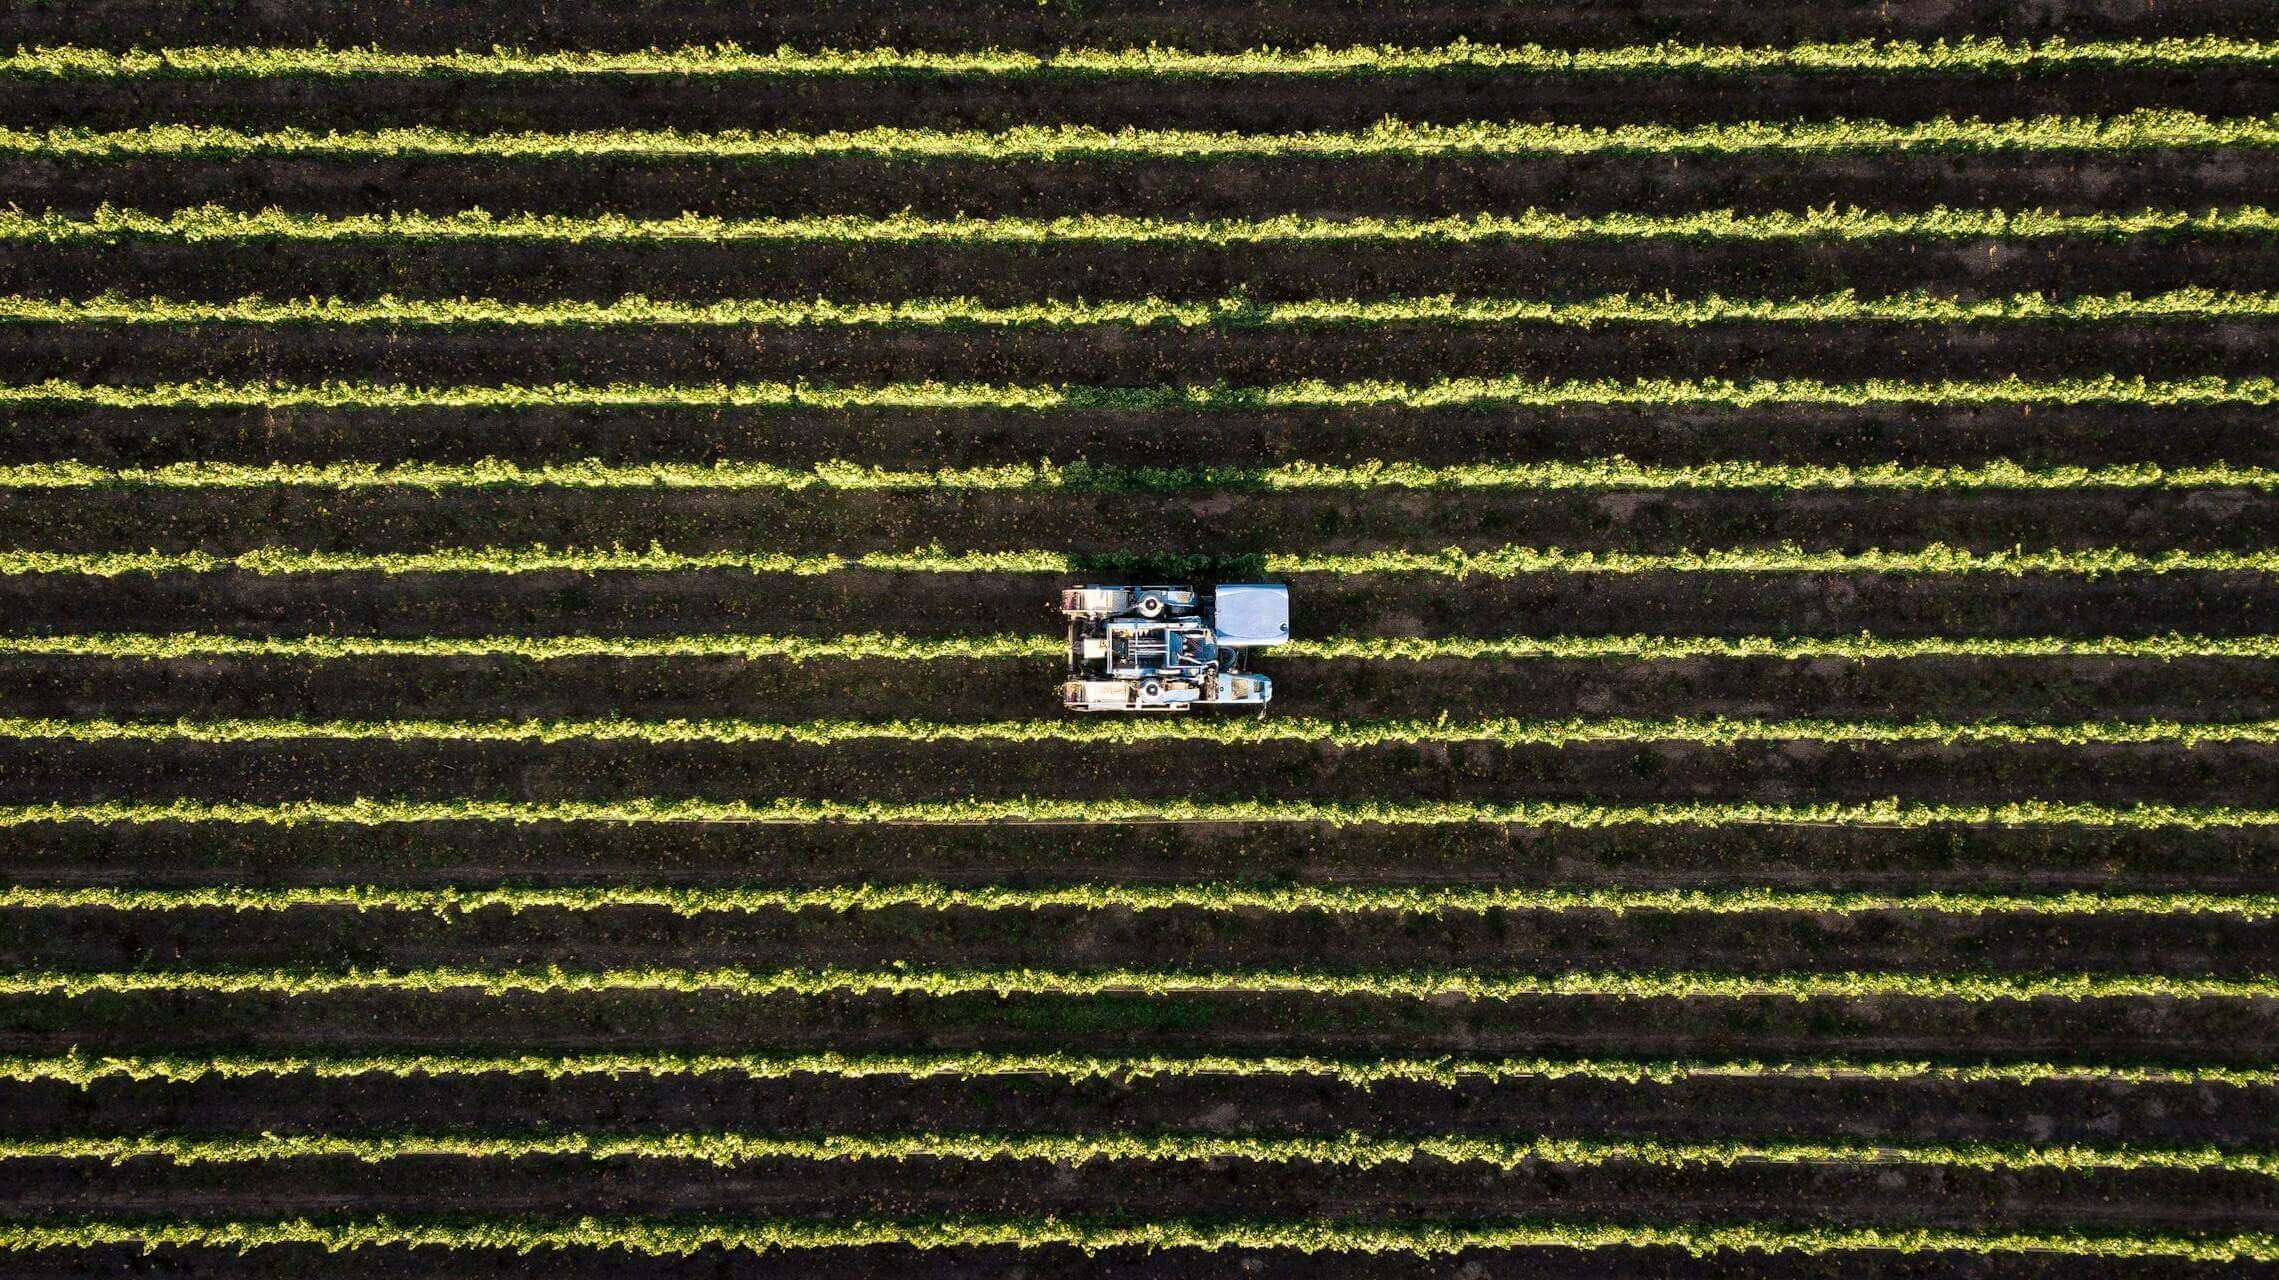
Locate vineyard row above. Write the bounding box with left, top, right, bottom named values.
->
left=8, top=374, right=2266, bottom=411
left=11, top=713, right=2278, bottom=749
left=8, top=112, right=2273, bottom=159
left=9, top=37, right=2275, bottom=80
left=7, top=205, right=2271, bottom=245
left=11, top=544, right=2279, bottom=578
left=3, top=964, right=2273, bottom=1001
left=0, top=1215, right=2271, bottom=1262
left=8, top=881, right=2274, bottom=920
left=12, top=1049, right=2271, bottom=1089
left=18, top=459, right=2279, bottom=493
left=12, top=1129, right=2274, bottom=1176
left=9, top=631, right=2273, bottom=662
left=12, top=288, right=2273, bottom=328
left=6, top=797, right=2275, bottom=829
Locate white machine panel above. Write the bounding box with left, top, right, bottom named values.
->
left=1211, top=584, right=1291, bottom=648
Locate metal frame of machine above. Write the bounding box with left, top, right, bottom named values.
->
left=1059, top=583, right=1289, bottom=712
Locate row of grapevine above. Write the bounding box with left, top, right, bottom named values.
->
left=8, top=37, right=2275, bottom=78
left=8, top=630, right=2271, bottom=661
left=11, top=112, right=2276, bottom=159
left=12, top=1129, right=2274, bottom=1175
left=12, top=288, right=2273, bottom=327
left=10, top=712, right=2277, bottom=747
left=8, top=205, right=2271, bottom=244
left=12, top=545, right=2279, bottom=577
left=9, top=881, right=2275, bottom=918
left=2, top=965, right=2269, bottom=1000
left=7, top=797, right=2276, bottom=828
left=8, top=374, right=2267, bottom=410
left=14, top=459, right=2279, bottom=491
left=11, top=1048, right=2270, bottom=1089
left=0, top=1215, right=2269, bottom=1260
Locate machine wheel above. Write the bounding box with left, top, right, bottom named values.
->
left=1139, top=679, right=1163, bottom=698
left=1137, top=594, right=1166, bottom=618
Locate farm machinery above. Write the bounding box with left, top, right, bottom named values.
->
left=1059, top=584, right=1289, bottom=712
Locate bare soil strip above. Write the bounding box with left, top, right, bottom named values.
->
left=3, top=653, right=2270, bottom=722
left=11, top=404, right=2279, bottom=472
left=11, top=490, right=2279, bottom=564
left=12, top=0, right=2270, bottom=51
left=14, top=822, right=2275, bottom=893
left=3, top=570, right=2270, bottom=640
left=3, top=152, right=2266, bottom=219
left=8, top=238, right=2275, bottom=309
left=1, top=1159, right=2271, bottom=1233
left=4, top=1071, right=2267, bottom=1149
left=4, top=318, right=2266, bottom=385
left=7, top=68, right=2274, bottom=133
left=7, top=734, right=2279, bottom=809
left=5, top=988, right=2276, bottom=1067
left=1, top=893, right=2268, bottom=977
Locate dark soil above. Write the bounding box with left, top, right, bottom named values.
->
left=8, top=988, right=2276, bottom=1064
left=14, top=489, right=2279, bottom=561
left=8, top=891, right=2278, bottom=978
left=8, top=1070, right=2272, bottom=1148
left=9, top=237, right=2277, bottom=309
left=8, top=316, right=2271, bottom=385
left=7, top=735, right=2279, bottom=809
left=13, top=403, right=2279, bottom=472
left=6, top=569, right=2276, bottom=640
left=9, top=68, right=2275, bottom=133
left=6, top=151, right=2267, bottom=218
left=10, top=0, right=2271, bottom=50
left=0, top=1248, right=2256, bottom=1280
left=7, top=1158, right=2272, bottom=1232
left=5, top=653, right=2273, bottom=722
left=8, top=821, right=2279, bottom=892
